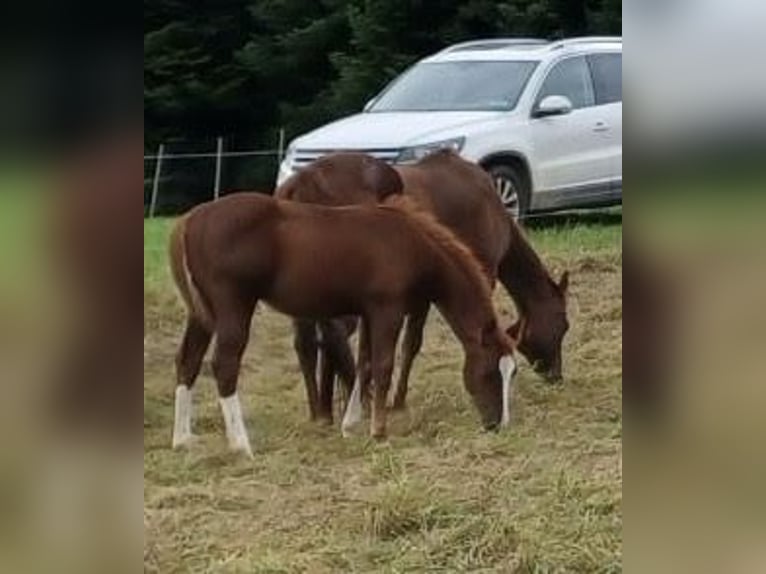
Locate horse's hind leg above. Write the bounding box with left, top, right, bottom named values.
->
left=212, top=299, right=256, bottom=458
left=293, top=318, right=320, bottom=420
left=389, top=305, right=429, bottom=411
left=318, top=319, right=356, bottom=423
left=172, top=316, right=212, bottom=448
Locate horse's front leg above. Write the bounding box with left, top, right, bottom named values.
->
left=389, top=304, right=429, bottom=411
left=368, top=308, right=406, bottom=440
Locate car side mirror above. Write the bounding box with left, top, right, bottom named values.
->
left=533, top=95, right=573, bottom=118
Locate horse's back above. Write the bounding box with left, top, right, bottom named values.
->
left=183, top=193, right=283, bottom=293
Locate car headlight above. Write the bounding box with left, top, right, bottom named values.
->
left=396, top=137, right=465, bottom=164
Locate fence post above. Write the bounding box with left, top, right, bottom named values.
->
left=149, top=143, right=165, bottom=218
left=213, top=136, right=224, bottom=201
left=277, top=128, right=285, bottom=166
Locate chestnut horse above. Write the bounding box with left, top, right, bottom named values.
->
left=169, top=193, right=518, bottom=456
left=276, top=151, right=568, bottom=426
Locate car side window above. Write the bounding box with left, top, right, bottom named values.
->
left=536, top=56, right=595, bottom=110
left=587, top=53, right=622, bottom=105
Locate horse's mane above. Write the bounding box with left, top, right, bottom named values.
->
left=380, top=195, right=494, bottom=307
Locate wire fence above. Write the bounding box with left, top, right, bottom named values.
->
left=144, top=130, right=285, bottom=217
left=143, top=132, right=620, bottom=222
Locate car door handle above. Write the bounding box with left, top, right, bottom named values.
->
left=593, top=121, right=610, bottom=132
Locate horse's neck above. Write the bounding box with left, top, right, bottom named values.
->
left=432, top=258, right=493, bottom=348
left=498, top=223, right=557, bottom=315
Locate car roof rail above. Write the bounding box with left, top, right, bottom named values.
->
left=441, top=38, right=550, bottom=53
left=549, top=36, right=622, bottom=50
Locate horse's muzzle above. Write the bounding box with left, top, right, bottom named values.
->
left=544, top=371, right=563, bottom=384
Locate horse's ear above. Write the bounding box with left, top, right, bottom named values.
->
left=362, top=158, right=404, bottom=200
left=558, top=271, right=569, bottom=294
left=481, top=319, right=497, bottom=346
left=482, top=318, right=513, bottom=352
left=274, top=177, right=294, bottom=200
left=276, top=169, right=317, bottom=202
left=506, top=319, right=521, bottom=340
left=506, top=316, right=526, bottom=347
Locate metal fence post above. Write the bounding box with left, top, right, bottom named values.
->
left=213, top=136, right=224, bottom=201
left=149, top=143, right=165, bottom=218
left=277, top=128, right=285, bottom=166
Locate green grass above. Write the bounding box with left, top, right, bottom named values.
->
left=144, top=210, right=622, bottom=573
left=0, top=174, right=49, bottom=306
left=145, top=217, right=175, bottom=287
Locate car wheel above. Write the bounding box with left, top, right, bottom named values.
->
left=487, top=164, right=529, bottom=220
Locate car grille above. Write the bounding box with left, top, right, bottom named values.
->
left=291, top=148, right=402, bottom=169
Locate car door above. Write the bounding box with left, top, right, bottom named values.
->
left=587, top=52, right=622, bottom=195
left=529, top=55, right=616, bottom=209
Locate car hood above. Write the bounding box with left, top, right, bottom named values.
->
left=292, top=111, right=503, bottom=149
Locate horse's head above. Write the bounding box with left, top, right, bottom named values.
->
left=275, top=153, right=403, bottom=206
left=508, top=271, right=570, bottom=383
left=464, top=318, right=519, bottom=431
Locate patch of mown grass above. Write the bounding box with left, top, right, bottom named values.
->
left=144, top=209, right=622, bottom=572
left=0, top=176, right=48, bottom=291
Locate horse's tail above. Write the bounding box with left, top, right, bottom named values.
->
left=168, top=216, right=214, bottom=329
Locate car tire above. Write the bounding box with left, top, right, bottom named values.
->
left=487, top=164, right=530, bottom=220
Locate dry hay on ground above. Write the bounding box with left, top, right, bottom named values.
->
left=144, top=217, right=622, bottom=573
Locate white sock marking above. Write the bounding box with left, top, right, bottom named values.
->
left=341, top=379, right=363, bottom=437
left=499, top=354, right=517, bottom=427
left=219, top=393, right=254, bottom=458
left=172, top=385, right=194, bottom=448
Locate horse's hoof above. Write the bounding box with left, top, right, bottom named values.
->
left=229, top=444, right=255, bottom=459
left=387, top=400, right=407, bottom=412
left=171, top=433, right=197, bottom=449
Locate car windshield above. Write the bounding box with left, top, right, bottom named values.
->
left=369, top=61, right=538, bottom=112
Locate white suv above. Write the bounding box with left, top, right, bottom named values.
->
left=277, top=37, right=622, bottom=218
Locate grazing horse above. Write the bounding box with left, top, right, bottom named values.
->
left=275, top=151, right=569, bottom=426
left=169, top=193, right=518, bottom=456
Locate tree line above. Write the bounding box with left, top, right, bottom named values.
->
left=145, top=0, right=621, bottom=151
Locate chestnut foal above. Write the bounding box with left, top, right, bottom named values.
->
left=169, top=193, right=518, bottom=456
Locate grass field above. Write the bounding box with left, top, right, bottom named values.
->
left=144, top=211, right=622, bottom=573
